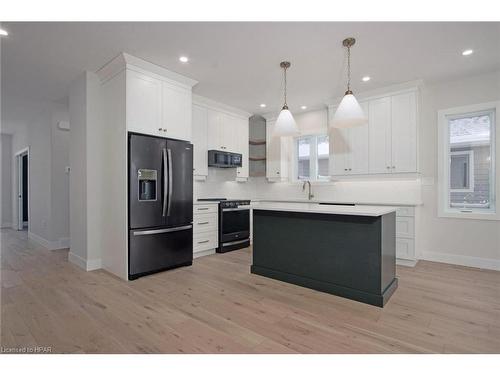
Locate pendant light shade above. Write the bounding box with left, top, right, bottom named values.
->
left=331, top=38, right=367, bottom=129
left=274, top=61, right=299, bottom=137
left=275, top=107, right=298, bottom=136
left=331, top=93, right=366, bottom=129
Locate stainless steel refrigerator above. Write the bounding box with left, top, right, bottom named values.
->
left=128, top=133, right=193, bottom=280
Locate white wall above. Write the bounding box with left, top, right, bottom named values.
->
left=1, top=134, right=12, bottom=227
left=1, top=93, right=71, bottom=248
left=418, top=70, right=500, bottom=269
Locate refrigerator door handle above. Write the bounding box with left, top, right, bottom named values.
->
left=162, top=148, right=168, bottom=217
left=133, top=225, right=193, bottom=236
left=167, top=148, right=173, bottom=216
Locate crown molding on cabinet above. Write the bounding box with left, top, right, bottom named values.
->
left=96, top=52, right=198, bottom=89
left=193, top=94, right=252, bottom=120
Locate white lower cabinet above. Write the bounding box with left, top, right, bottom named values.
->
left=193, top=204, right=219, bottom=258
left=395, top=206, right=417, bottom=265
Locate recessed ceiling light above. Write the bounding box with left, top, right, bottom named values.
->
left=179, top=56, right=189, bottom=63
left=0, top=29, right=8, bottom=37
left=362, top=76, right=371, bottom=82
left=462, top=49, right=474, bottom=56
left=260, top=103, right=266, bottom=108
left=301, top=105, right=307, bottom=110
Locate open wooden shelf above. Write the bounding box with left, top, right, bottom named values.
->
left=249, top=139, right=266, bottom=145
left=249, top=157, right=266, bottom=161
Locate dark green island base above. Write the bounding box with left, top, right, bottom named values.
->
left=251, top=209, right=398, bottom=307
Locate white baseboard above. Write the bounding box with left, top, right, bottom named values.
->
left=421, top=250, right=500, bottom=271
left=396, top=258, right=418, bottom=267
left=68, top=251, right=102, bottom=271
left=193, top=248, right=216, bottom=259
left=28, top=231, right=71, bottom=250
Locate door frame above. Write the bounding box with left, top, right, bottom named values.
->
left=15, top=147, right=30, bottom=231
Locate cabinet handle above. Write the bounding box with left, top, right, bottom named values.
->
left=349, top=168, right=352, bottom=171
left=158, top=128, right=163, bottom=131
left=344, top=168, right=347, bottom=171
left=392, top=166, right=396, bottom=169
left=197, top=207, right=209, bottom=211
left=386, top=166, right=390, bottom=169
left=198, top=221, right=209, bottom=225
left=276, top=171, right=280, bottom=174
left=197, top=240, right=210, bottom=244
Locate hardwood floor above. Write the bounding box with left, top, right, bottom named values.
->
left=1, top=228, right=499, bottom=353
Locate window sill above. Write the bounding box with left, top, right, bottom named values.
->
left=438, top=209, right=500, bottom=221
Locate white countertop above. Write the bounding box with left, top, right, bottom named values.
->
left=194, top=201, right=220, bottom=205
left=254, top=198, right=420, bottom=207
left=251, top=201, right=397, bottom=217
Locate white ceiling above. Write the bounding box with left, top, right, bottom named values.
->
left=2, top=22, right=500, bottom=115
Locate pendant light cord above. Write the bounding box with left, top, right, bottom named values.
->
left=347, top=45, right=351, bottom=93
left=283, top=65, right=288, bottom=108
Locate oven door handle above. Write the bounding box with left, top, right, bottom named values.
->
left=222, top=206, right=251, bottom=212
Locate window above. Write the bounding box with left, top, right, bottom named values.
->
left=438, top=102, right=499, bottom=220
left=295, top=134, right=329, bottom=181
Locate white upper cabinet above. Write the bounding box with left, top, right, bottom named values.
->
left=195, top=95, right=251, bottom=181
left=266, top=120, right=289, bottom=181
left=192, top=104, right=208, bottom=179
left=126, top=70, right=162, bottom=135
left=236, top=117, right=249, bottom=180
left=390, top=92, right=417, bottom=173
left=330, top=102, right=369, bottom=175
left=369, top=97, right=392, bottom=174
left=126, top=70, right=193, bottom=140
left=330, top=87, right=418, bottom=176
left=161, top=82, right=192, bottom=141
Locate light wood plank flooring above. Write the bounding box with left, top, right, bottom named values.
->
left=1, top=228, right=499, bottom=353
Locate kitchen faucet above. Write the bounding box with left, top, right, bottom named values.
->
left=302, top=180, right=314, bottom=200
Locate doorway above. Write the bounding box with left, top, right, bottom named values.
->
left=16, top=148, right=29, bottom=231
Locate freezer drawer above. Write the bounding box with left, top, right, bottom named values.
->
left=129, top=225, right=193, bottom=279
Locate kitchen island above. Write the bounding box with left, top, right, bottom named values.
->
left=250, top=202, right=398, bottom=307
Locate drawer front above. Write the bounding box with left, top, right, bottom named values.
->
left=193, top=213, right=218, bottom=234
left=194, top=204, right=218, bottom=215
left=396, top=206, right=415, bottom=217
left=396, top=216, right=415, bottom=238
left=193, top=232, right=218, bottom=253
left=396, top=238, right=415, bottom=260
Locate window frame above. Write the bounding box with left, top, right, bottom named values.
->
left=438, top=101, right=500, bottom=220
left=293, top=134, right=330, bottom=182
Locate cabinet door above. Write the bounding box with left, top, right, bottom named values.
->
left=207, top=109, right=223, bottom=150
left=369, top=97, right=392, bottom=173
left=391, top=92, right=417, bottom=173
left=236, top=118, right=249, bottom=179
left=348, top=101, right=369, bottom=174
left=192, top=105, right=208, bottom=178
left=220, top=113, right=237, bottom=152
left=329, top=127, right=350, bottom=175
left=126, top=70, right=162, bottom=135
left=266, top=120, right=280, bottom=178
left=162, top=82, right=192, bottom=141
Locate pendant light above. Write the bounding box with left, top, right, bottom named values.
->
left=274, top=61, right=299, bottom=137
left=331, top=38, right=367, bottom=129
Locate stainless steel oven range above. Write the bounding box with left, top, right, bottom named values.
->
left=198, top=198, right=251, bottom=253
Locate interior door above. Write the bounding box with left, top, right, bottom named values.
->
left=129, top=134, right=166, bottom=229
left=164, top=139, right=193, bottom=228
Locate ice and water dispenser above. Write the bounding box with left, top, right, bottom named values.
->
left=138, top=169, right=157, bottom=201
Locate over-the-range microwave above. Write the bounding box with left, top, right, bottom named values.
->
left=208, top=150, right=242, bottom=168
